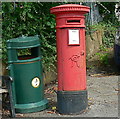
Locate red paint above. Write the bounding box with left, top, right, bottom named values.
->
left=50, top=4, right=90, bottom=91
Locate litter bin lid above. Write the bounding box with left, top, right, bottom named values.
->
left=7, top=35, right=40, bottom=49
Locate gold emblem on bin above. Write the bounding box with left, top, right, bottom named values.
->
left=31, top=77, right=40, bottom=88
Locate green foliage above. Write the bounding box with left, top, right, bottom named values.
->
left=102, top=22, right=117, bottom=48
left=96, top=52, right=109, bottom=65
left=99, top=45, right=109, bottom=52
left=17, top=48, right=31, bottom=56
left=87, top=21, right=118, bottom=48
left=88, top=20, right=118, bottom=66
left=2, top=2, right=61, bottom=70
left=86, top=2, right=120, bottom=49
left=2, top=2, right=119, bottom=70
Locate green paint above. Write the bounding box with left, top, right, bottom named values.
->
left=7, top=35, right=48, bottom=114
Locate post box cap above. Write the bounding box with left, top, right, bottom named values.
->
left=50, top=4, right=90, bottom=15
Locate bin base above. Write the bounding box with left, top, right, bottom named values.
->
left=15, top=98, right=48, bottom=113
left=57, top=90, right=88, bottom=114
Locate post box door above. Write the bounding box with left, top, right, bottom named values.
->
left=57, top=28, right=86, bottom=91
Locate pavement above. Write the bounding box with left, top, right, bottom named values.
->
left=21, top=75, right=119, bottom=118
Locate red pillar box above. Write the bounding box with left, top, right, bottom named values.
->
left=50, top=4, right=90, bottom=114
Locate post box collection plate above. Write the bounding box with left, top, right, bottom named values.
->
left=68, top=29, right=80, bottom=45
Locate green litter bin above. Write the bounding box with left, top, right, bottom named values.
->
left=7, top=35, right=48, bottom=114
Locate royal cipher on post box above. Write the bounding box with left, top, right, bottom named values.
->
left=50, top=4, right=90, bottom=114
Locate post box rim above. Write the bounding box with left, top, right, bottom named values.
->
left=50, top=4, right=90, bottom=14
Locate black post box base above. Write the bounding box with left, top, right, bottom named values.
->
left=57, top=90, right=88, bottom=114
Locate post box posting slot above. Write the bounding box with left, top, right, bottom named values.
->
left=66, top=19, right=81, bottom=25
left=68, top=29, right=80, bottom=45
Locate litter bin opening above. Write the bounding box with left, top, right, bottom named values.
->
left=17, top=47, right=40, bottom=60
left=18, top=55, right=37, bottom=60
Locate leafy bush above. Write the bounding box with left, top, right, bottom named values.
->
left=96, top=52, right=109, bottom=65
left=86, top=21, right=118, bottom=48
left=2, top=2, right=119, bottom=70
left=101, top=22, right=118, bottom=48
left=2, top=2, right=61, bottom=70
